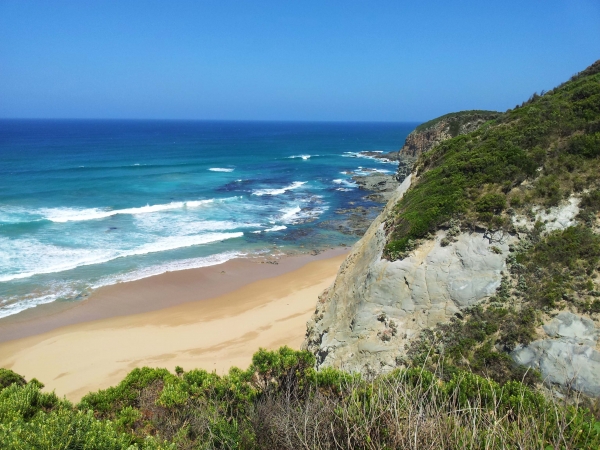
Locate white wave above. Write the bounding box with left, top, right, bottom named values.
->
left=279, top=206, right=302, bottom=223
left=92, top=251, right=244, bottom=288
left=252, top=181, right=307, bottom=196
left=277, top=202, right=328, bottom=225
left=0, top=251, right=246, bottom=318
left=40, top=199, right=216, bottom=223
left=133, top=214, right=260, bottom=235
left=333, top=179, right=358, bottom=188
left=0, top=232, right=243, bottom=283
left=209, top=167, right=234, bottom=172
left=0, top=207, right=43, bottom=224
left=354, top=168, right=393, bottom=176
left=264, top=225, right=287, bottom=232
left=288, top=154, right=314, bottom=160
left=342, top=151, right=397, bottom=164
left=336, top=188, right=352, bottom=191
left=0, top=288, right=76, bottom=319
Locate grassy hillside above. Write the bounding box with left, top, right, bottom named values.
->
left=1, top=348, right=599, bottom=449
left=384, top=59, right=600, bottom=407
left=385, top=60, right=600, bottom=259
left=414, top=110, right=501, bottom=135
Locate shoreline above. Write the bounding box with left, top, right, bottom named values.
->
left=0, top=247, right=347, bottom=343
left=0, top=249, right=347, bottom=401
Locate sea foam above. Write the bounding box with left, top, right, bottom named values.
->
left=288, top=154, right=315, bottom=160
left=264, top=225, right=287, bottom=232
left=40, top=199, right=219, bottom=223
left=252, top=181, right=307, bottom=196
left=0, top=251, right=246, bottom=319
left=0, top=232, right=244, bottom=283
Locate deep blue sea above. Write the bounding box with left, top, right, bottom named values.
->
left=0, top=120, right=415, bottom=318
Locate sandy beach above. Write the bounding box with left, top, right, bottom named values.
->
left=0, top=249, right=347, bottom=402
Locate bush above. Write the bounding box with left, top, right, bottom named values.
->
left=385, top=60, right=600, bottom=258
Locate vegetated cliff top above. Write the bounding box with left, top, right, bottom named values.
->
left=385, top=59, right=600, bottom=259
left=413, top=110, right=501, bottom=133
left=398, top=110, right=501, bottom=159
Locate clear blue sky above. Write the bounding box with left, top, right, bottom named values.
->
left=1, top=1, right=599, bottom=122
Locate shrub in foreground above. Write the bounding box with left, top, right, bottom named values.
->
left=1, top=347, right=600, bottom=449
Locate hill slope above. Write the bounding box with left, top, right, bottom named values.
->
left=304, top=59, right=600, bottom=397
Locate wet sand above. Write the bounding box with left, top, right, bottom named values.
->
left=0, top=249, right=347, bottom=401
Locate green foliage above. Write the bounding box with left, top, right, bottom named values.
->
left=1, top=346, right=600, bottom=448
left=407, top=304, right=539, bottom=386
left=385, top=61, right=600, bottom=256
left=0, top=369, right=26, bottom=392
left=414, top=110, right=500, bottom=133
left=476, top=193, right=506, bottom=214
left=519, top=225, right=600, bottom=309
left=79, top=367, right=173, bottom=417
left=0, top=377, right=170, bottom=449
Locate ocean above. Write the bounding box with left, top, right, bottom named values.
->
left=0, top=120, right=415, bottom=318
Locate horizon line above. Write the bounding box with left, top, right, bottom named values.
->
left=0, top=117, right=425, bottom=124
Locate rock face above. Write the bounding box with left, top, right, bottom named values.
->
left=305, top=180, right=600, bottom=396
left=303, top=175, right=514, bottom=372
left=399, top=111, right=500, bottom=158
left=513, top=312, right=600, bottom=397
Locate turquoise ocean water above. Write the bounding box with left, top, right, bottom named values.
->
left=0, top=120, right=415, bottom=318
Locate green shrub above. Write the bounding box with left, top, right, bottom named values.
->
left=0, top=369, right=26, bottom=392
left=385, top=61, right=600, bottom=257
left=78, top=367, right=173, bottom=417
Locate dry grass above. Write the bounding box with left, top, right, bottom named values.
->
left=247, top=371, right=597, bottom=450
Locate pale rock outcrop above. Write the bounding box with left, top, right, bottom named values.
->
left=512, top=312, right=600, bottom=397
left=303, top=175, right=515, bottom=373
left=512, top=197, right=581, bottom=232
left=304, top=176, right=600, bottom=397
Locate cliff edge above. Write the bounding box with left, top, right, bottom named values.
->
left=304, top=60, right=600, bottom=397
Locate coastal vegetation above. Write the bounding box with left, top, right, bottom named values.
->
left=384, top=60, right=600, bottom=259
left=2, top=60, right=600, bottom=450
left=413, top=110, right=501, bottom=135
left=1, top=348, right=600, bottom=449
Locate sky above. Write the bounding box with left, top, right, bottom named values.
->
left=0, top=1, right=599, bottom=122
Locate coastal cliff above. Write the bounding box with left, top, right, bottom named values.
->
left=304, top=60, right=600, bottom=398
left=398, top=110, right=501, bottom=158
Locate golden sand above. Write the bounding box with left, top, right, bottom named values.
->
left=0, top=251, right=346, bottom=402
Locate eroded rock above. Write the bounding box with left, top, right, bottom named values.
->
left=512, top=313, right=600, bottom=397
left=303, top=175, right=516, bottom=373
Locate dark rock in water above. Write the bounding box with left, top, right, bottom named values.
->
left=358, top=150, right=401, bottom=162
left=356, top=151, right=416, bottom=184
left=322, top=165, right=405, bottom=236
left=280, top=227, right=316, bottom=241
left=352, top=173, right=399, bottom=203
left=320, top=205, right=381, bottom=236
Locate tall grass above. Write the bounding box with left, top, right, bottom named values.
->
left=249, top=367, right=599, bottom=450
left=1, top=349, right=599, bottom=449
